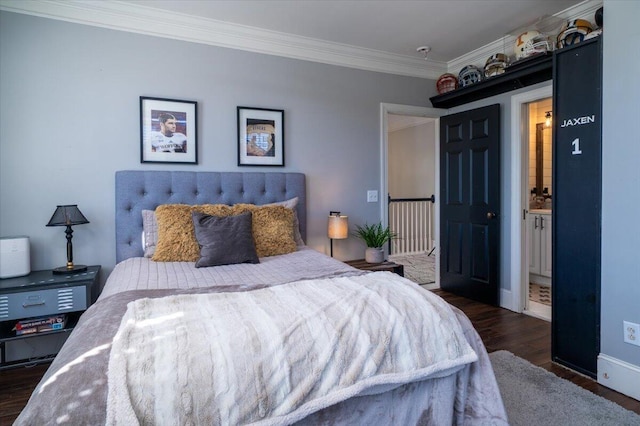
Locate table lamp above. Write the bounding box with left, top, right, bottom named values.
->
left=46, top=204, right=89, bottom=274
left=327, top=211, right=348, bottom=257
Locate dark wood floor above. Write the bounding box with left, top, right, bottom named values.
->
left=1, top=290, right=638, bottom=424
left=432, top=289, right=640, bottom=416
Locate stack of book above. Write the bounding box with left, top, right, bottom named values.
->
left=12, top=314, right=67, bottom=336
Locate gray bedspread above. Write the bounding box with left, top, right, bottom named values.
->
left=98, top=247, right=360, bottom=300
left=15, top=249, right=508, bottom=425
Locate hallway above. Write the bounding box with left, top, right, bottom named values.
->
left=389, top=252, right=435, bottom=288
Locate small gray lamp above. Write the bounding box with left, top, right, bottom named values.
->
left=327, top=211, right=348, bottom=257
left=46, top=205, right=89, bottom=274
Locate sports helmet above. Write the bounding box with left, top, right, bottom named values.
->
left=514, top=30, right=552, bottom=60
left=523, top=33, right=552, bottom=58
left=458, top=65, right=483, bottom=87
left=595, top=7, right=603, bottom=28
left=557, top=19, right=594, bottom=49
left=484, top=53, right=509, bottom=78
left=436, top=73, right=458, bottom=94
left=585, top=7, right=604, bottom=40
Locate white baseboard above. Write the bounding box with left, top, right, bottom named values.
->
left=597, top=353, right=640, bottom=401
left=500, top=288, right=518, bottom=312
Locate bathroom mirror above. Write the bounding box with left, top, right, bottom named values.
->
left=534, top=123, right=552, bottom=197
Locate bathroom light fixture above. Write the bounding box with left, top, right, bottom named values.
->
left=545, top=111, right=552, bottom=127
left=416, top=46, right=431, bottom=60
left=327, top=211, right=348, bottom=258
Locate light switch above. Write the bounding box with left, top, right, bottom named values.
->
left=367, top=190, right=378, bottom=203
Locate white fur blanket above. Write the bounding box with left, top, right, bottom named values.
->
left=106, top=272, right=477, bottom=425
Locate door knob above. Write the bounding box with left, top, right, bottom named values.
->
left=487, top=212, right=497, bottom=219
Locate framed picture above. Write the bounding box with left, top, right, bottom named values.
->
left=140, top=96, right=197, bottom=164
left=237, top=106, right=284, bottom=167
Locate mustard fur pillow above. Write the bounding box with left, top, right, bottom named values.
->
left=232, top=204, right=297, bottom=257
left=152, top=204, right=232, bottom=262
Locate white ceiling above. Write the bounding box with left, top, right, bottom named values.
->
left=1, top=0, right=600, bottom=78
left=120, top=0, right=580, bottom=62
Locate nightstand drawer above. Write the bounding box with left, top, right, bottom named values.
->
left=0, top=286, right=87, bottom=321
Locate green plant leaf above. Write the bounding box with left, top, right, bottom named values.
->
left=352, top=222, right=398, bottom=248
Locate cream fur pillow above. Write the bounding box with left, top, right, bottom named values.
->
left=265, top=197, right=304, bottom=246
left=152, top=203, right=296, bottom=262
left=232, top=204, right=297, bottom=257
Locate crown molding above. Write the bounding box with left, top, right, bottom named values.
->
left=0, top=0, right=601, bottom=80
left=0, top=0, right=447, bottom=80
left=447, top=0, right=602, bottom=75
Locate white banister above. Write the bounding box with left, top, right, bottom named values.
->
left=388, top=197, right=433, bottom=255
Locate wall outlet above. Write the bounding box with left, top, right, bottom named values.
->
left=623, top=321, right=640, bottom=346
left=367, top=190, right=378, bottom=203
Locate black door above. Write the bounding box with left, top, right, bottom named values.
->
left=552, top=38, right=602, bottom=378
left=440, top=104, right=500, bottom=306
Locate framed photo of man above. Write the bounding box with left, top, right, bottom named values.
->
left=237, top=106, right=284, bottom=167
left=140, top=96, right=197, bottom=164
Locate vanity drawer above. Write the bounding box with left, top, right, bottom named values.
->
left=0, top=286, right=87, bottom=321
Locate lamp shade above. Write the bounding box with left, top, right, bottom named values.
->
left=46, top=205, right=89, bottom=227
left=328, top=213, right=348, bottom=239
left=46, top=205, right=89, bottom=274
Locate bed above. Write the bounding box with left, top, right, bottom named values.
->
left=15, top=170, right=507, bottom=425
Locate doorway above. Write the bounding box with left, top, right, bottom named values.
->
left=509, top=85, right=553, bottom=316
left=380, top=103, right=445, bottom=288
left=524, top=97, right=553, bottom=322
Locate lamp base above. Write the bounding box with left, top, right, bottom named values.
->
left=52, top=265, right=88, bottom=275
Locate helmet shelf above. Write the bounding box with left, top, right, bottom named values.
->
left=430, top=52, right=553, bottom=109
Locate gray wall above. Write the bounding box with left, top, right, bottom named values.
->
left=600, top=0, right=640, bottom=370
left=388, top=121, right=436, bottom=199
left=0, top=11, right=435, bottom=277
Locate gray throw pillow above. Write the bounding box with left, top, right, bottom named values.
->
left=192, top=211, right=259, bottom=268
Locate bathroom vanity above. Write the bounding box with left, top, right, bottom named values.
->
left=528, top=209, right=552, bottom=286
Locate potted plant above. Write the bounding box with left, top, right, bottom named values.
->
left=353, top=222, right=397, bottom=263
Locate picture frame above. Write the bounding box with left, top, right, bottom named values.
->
left=140, top=96, right=197, bottom=164
left=237, top=106, right=284, bottom=167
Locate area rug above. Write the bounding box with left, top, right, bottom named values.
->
left=489, top=350, right=640, bottom=426
left=529, top=283, right=551, bottom=306
left=389, top=252, right=435, bottom=285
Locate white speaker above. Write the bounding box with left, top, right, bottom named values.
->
left=0, top=236, right=31, bottom=279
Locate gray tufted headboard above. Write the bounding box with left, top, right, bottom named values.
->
left=115, top=171, right=306, bottom=263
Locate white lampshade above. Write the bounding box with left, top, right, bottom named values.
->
left=328, top=214, right=348, bottom=239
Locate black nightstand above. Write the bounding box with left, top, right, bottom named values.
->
left=0, top=266, right=101, bottom=369
left=345, top=259, right=404, bottom=277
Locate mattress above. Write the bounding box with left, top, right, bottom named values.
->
left=15, top=248, right=507, bottom=425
